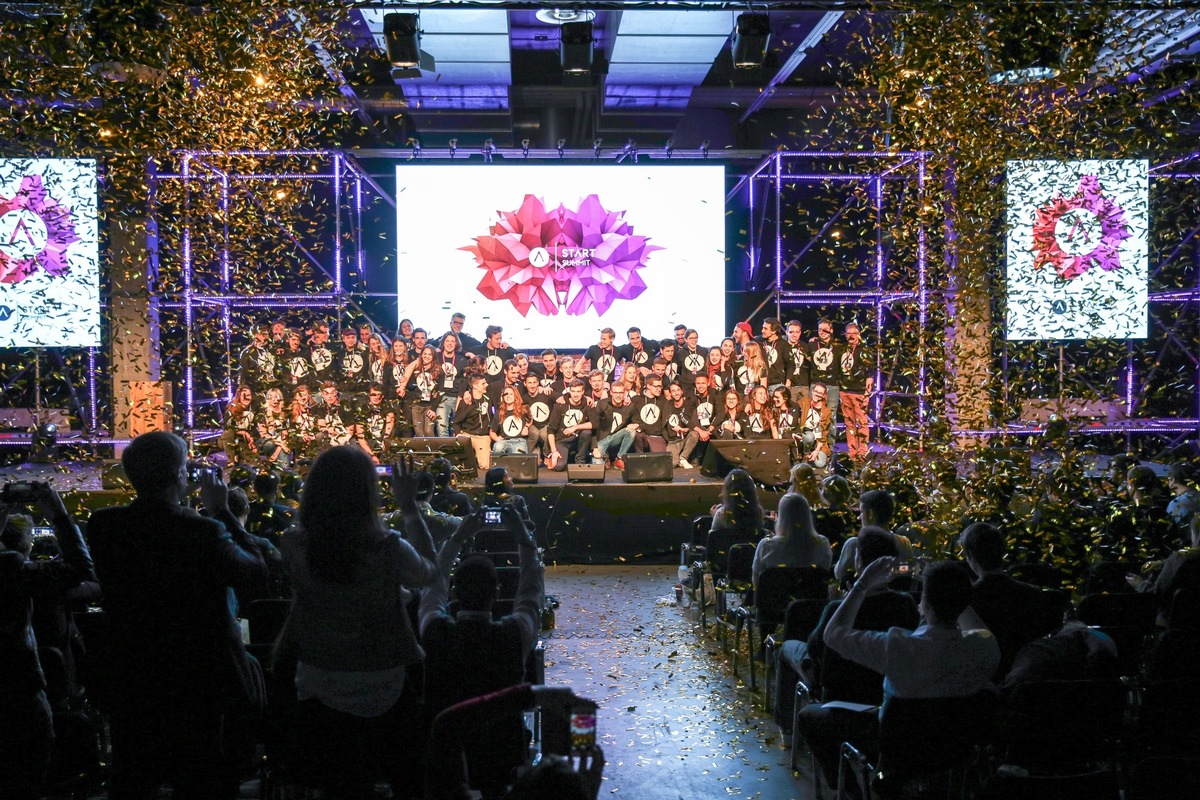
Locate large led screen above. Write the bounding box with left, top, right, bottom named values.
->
left=0, top=158, right=100, bottom=348
left=396, top=164, right=726, bottom=349
left=1006, top=159, right=1148, bottom=341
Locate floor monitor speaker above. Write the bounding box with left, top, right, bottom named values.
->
left=622, top=452, right=674, bottom=483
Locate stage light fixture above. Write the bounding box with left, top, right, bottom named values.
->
left=521, top=138, right=531, bottom=157
left=982, top=8, right=1068, bottom=85
left=732, top=13, right=771, bottom=69
left=384, top=13, right=421, bottom=68
left=448, top=138, right=457, bottom=158
left=556, top=138, right=566, bottom=157
left=664, top=138, right=675, bottom=158
left=560, top=21, right=594, bottom=75
left=31, top=422, right=57, bottom=463
left=593, top=137, right=603, bottom=158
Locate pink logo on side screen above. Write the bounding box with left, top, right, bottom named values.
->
left=460, top=194, right=661, bottom=317
left=0, top=174, right=80, bottom=284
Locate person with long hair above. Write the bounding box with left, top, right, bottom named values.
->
left=491, top=384, right=531, bottom=455
left=744, top=384, right=775, bottom=437
left=277, top=450, right=442, bottom=799
left=618, top=361, right=644, bottom=397
left=715, top=389, right=748, bottom=440
left=435, top=332, right=468, bottom=437
left=751, top=493, right=832, bottom=589
left=710, top=467, right=766, bottom=535
left=222, top=385, right=258, bottom=465
left=400, top=345, right=443, bottom=437
left=384, top=339, right=410, bottom=404
left=366, top=332, right=391, bottom=388
left=288, top=384, right=319, bottom=462
left=737, top=341, right=769, bottom=395
left=396, top=318, right=415, bottom=346
left=772, top=386, right=802, bottom=455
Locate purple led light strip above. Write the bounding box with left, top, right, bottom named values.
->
left=917, top=155, right=928, bottom=427
left=181, top=154, right=194, bottom=428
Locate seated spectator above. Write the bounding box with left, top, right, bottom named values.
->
left=0, top=482, right=93, bottom=800
left=1167, top=462, right=1200, bottom=534
left=246, top=471, right=293, bottom=546
left=833, top=489, right=914, bottom=582
left=429, top=457, right=473, bottom=517
left=959, top=521, right=1059, bottom=679
left=778, top=528, right=917, bottom=711
left=1129, top=511, right=1200, bottom=615
left=710, top=468, right=766, bottom=536
left=1145, top=587, right=1200, bottom=683
left=419, top=502, right=544, bottom=792
left=812, top=475, right=856, bottom=552
left=276, top=449, right=438, bottom=799
left=798, top=559, right=998, bottom=791
left=788, top=462, right=822, bottom=507
left=751, top=493, right=831, bottom=590
left=999, top=622, right=1118, bottom=697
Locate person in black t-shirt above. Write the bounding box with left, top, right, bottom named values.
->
left=239, top=324, right=277, bottom=392
left=335, top=328, right=368, bottom=393
left=771, top=386, right=803, bottom=461
left=435, top=333, right=469, bottom=437
left=400, top=346, right=442, bottom=437
left=664, top=382, right=700, bottom=469
left=488, top=359, right=523, bottom=411
left=690, top=373, right=718, bottom=464
left=547, top=380, right=598, bottom=471
left=629, top=375, right=670, bottom=453
left=586, top=370, right=609, bottom=405
left=359, top=383, right=396, bottom=463
left=715, top=389, right=748, bottom=440
left=616, top=326, right=652, bottom=374
left=470, top=325, right=517, bottom=380
left=839, top=322, right=874, bottom=464
left=307, top=321, right=336, bottom=387
left=491, top=384, right=531, bottom=456
left=595, top=380, right=636, bottom=467
left=314, top=382, right=364, bottom=452
left=520, top=373, right=554, bottom=461
left=530, top=349, right=560, bottom=384
left=583, top=327, right=619, bottom=382
left=454, top=375, right=495, bottom=472
left=675, top=328, right=707, bottom=390
left=657, top=340, right=680, bottom=384
left=760, top=317, right=792, bottom=390
left=280, top=329, right=314, bottom=390
left=807, top=318, right=841, bottom=445
left=784, top=320, right=810, bottom=406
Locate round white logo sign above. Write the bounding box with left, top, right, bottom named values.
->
left=529, top=247, right=551, bottom=267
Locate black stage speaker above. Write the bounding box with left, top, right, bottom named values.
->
left=100, top=459, right=130, bottom=490
left=493, top=454, right=539, bottom=484
left=567, top=463, right=606, bottom=482
left=391, top=436, right=478, bottom=472
left=622, top=452, right=674, bottom=483
left=703, top=439, right=792, bottom=486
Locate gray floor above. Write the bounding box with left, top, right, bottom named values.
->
left=544, top=564, right=816, bottom=800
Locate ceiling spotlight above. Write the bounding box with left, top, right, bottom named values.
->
left=731, top=13, right=771, bottom=69
left=560, top=21, right=594, bottom=75
left=593, top=137, right=603, bottom=158
left=521, top=138, right=531, bottom=157
left=700, top=140, right=710, bottom=158
left=536, top=8, right=597, bottom=26
left=982, top=8, right=1067, bottom=85
left=448, top=138, right=457, bottom=158
left=31, top=422, right=58, bottom=463
left=557, top=138, right=566, bottom=157
left=383, top=13, right=421, bottom=68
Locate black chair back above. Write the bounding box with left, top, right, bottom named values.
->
left=755, top=566, right=830, bottom=629
left=875, top=691, right=996, bottom=790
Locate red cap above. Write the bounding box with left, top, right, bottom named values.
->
left=734, top=321, right=753, bottom=336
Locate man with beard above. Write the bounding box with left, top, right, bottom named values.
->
left=616, top=326, right=652, bottom=375
left=760, top=317, right=792, bottom=391
left=664, top=381, right=700, bottom=470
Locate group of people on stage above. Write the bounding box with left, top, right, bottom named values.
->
left=225, top=311, right=875, bottom=473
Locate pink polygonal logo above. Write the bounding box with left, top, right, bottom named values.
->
left=0, top=174, right=80, bottom=284
left=460, top=194, right=661, bottom=317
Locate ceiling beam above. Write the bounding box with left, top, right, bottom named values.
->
left=739, top=11, right=843, bottom=122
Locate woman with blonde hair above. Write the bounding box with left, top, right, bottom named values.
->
left=751, top=493, right=831, bottom=589
left=737, top=341, right=768, bottom=394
